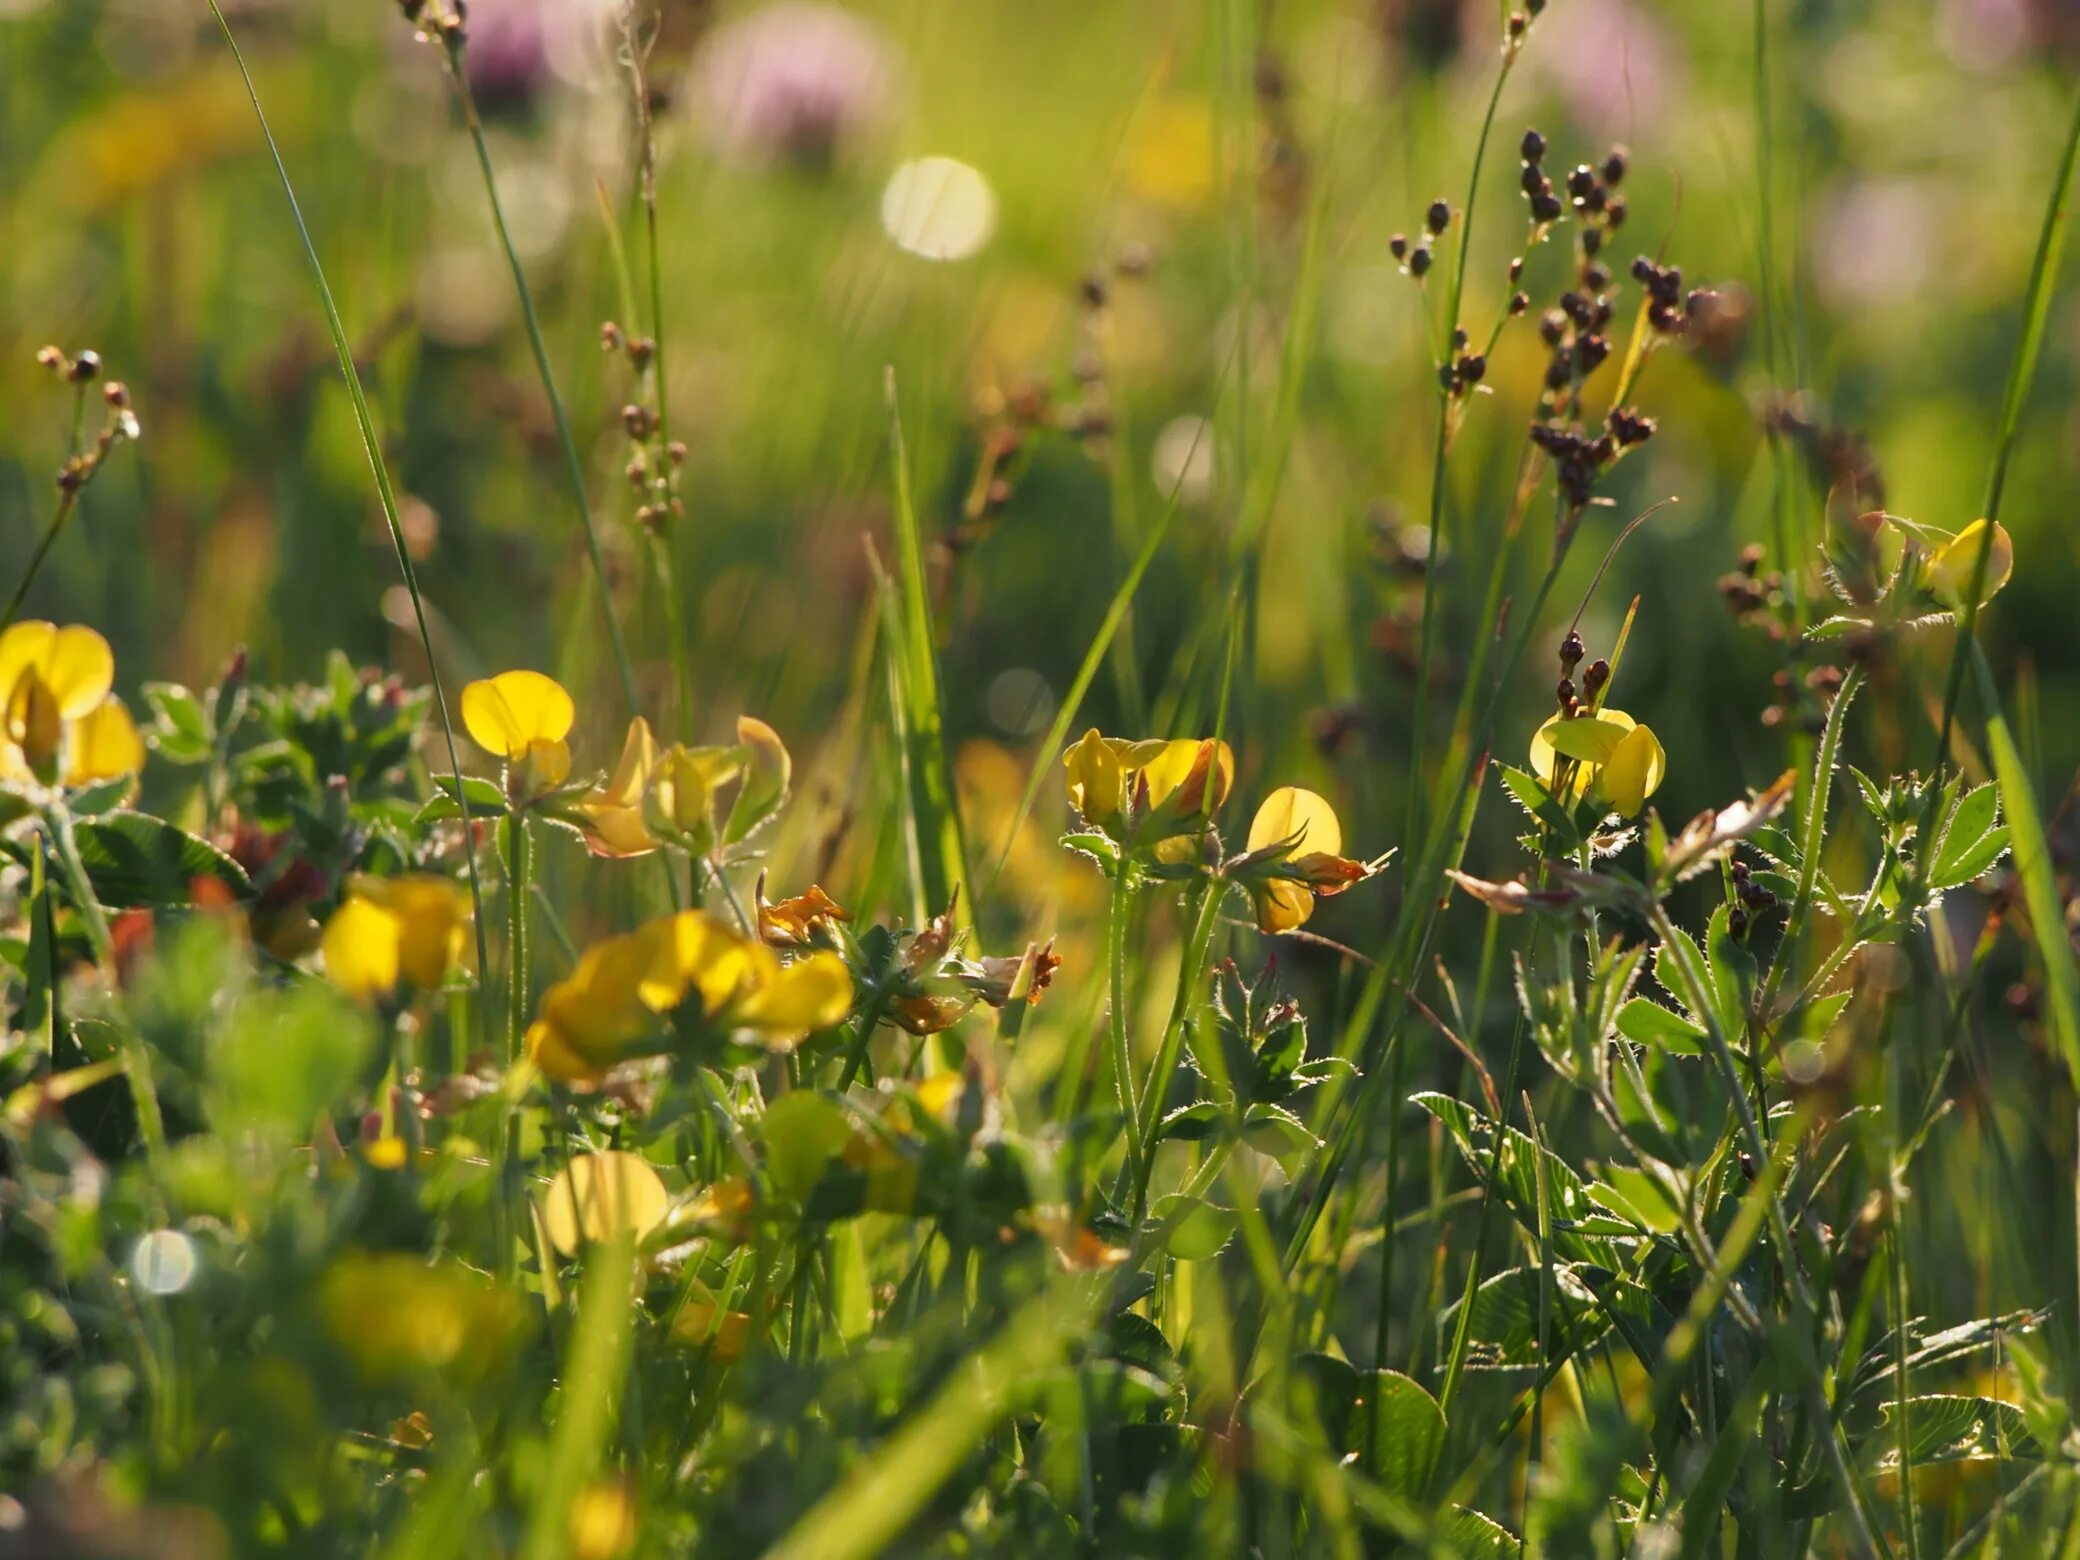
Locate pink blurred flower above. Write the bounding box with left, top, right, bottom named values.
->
left=690, top=3, right=896, bottom=168
left=1533, top=0, right=1681, bottom=141
left=463, top=0, right=554, bottom=106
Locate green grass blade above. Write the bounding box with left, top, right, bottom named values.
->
left=204, top=2, right=492, bottom=1042
left=883, top=371, right=971, bottom=920
left=445, top=53, right=641, bottom=720
left=1973, top=643, right=2080, bottom=1078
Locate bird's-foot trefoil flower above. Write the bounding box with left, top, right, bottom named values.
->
left=1229, top=786, right=1386, bottom=933
left=0, top=621, right=145, bottom=793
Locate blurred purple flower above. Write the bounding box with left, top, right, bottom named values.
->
left=691, top=3, right=895, bottom=168
left=1937, top=0, right=2080, bottom=66
left=1533, top=0, right=1681, bottom=142
left=463, top=0, right=555, bottom=107
left=1810, top=179, right=1934, bottom=312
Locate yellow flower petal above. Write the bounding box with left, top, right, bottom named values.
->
left=1063, top=728, right=1124, bottom=824
left=322, top=896, right=403, bottom=1000
left=731, top=950, right=855, bottom=1045
left=65, top=695, right=145, bottom=785
left=0, top=622, right=115, bottom=720
left=1246, top=785, right=1343, bottom=858
left=460, top=670, right=575, bottom=761
left=1140, top=737, right=1234, bottom=815
left=1531, top=708, right=1637, bottom=801
left=540, top=1151, right=669, bottom=1255
left=528, top=737, right=572, bottom=787
left=729, top=716, right=791, bottom=833
left=1252, top=878, right=1317, bottom=934
left=1928, top=519, right=2013, bottom=607
left=1597, top=724, right=1667, bottom=817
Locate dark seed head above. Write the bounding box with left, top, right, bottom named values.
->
left=1426, top=199, right=1451, bottom=235
left=1521, top=128, right=1547, bottom=164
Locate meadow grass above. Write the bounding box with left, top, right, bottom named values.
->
left=5, top=2, right=2080, bottom=1556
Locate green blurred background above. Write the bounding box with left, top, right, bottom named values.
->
left=3, top=0, right=2077, bottom=965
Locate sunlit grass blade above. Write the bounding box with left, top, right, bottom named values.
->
left=882, top=370, right=971, bottom=920
left=765, top=1286, right=1087, bottom=1560
left=204, top=1, right=492, bottom=1040
left=1973, top=645, right=2080, bottom=1078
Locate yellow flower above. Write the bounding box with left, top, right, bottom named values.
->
left=568, top=1480, right=640, bottom=1560
left=321, top=873, right=470, bottom=1001
left=1061, top=730, right=1233, bottom=836
left=1531, top=708, right=1663, bottom=815
left=1242, top=786, right=1375, bottom=933
left=528, top=910, right=854, bottom=1084
left=460, top=669, right=573, bottom=785
left=576, top=716, right=775, bottom=858
left=1927, top=519, right=2013, bottom=607
left=0, top=621, right=146, bottom=789
left=1598, top=724, right=1668, bottom=817
left=577, top=716, right=662, bottom=857
left=1063, top=729, right=1126, bottom=825
left=539, top=1151, right=670, bottom=1255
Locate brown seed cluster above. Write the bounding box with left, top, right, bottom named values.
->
left=600, top=320, right=681, bottom=536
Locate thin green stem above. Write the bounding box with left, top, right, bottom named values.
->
left=1130, top=880, right=1225, bottom=1222
left=1107, top=866, right=1144, bottom=1180
left=441, top=40, right=641, bottom=720
left=205, top=1, right=493, bottom=1056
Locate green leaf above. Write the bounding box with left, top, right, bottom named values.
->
left=1294, top=1351, right=1362, bottom=1452
left=73, top=812, right=252, bottom=907
left=1930, top=782, right=2009, bottom=888
left=1874, top=1395, right=2039, bottom=1468
left=1241, top=1102, right=1319, bottom=1171
left=1440, top=1508, right=1521, bottom=1558
left=416, top=774, right=507, bottom=827
left=1435, top=1264, right=1611, bottom=1370
left=142, top=681, right=213, bottom=764
left=208, top=980, right=374, bottom=1141
left=1350, top=1370, right=1445, bottom=1498
left=1149, top=1195, right=1235, bottom=1260
left=1414, top=1093, right=1623, bottom=1265
left=1614, top=996, right=1706, bottom=1055
left=762, top=1092, right=853, bottom=1203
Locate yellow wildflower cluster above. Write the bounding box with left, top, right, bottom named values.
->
left=1063, top=728, right=1381, bottom=933
left=528, top=909, right=853, bottom=1083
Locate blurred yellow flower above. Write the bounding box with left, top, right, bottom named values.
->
left=461, top=669, right=574, bottom=786
left=0, top=621, right=145, bottom=789
left=321, top=873, right=470, bottom=1001
left=318, top=1252, right=524, bottom=1383
left=540, top=1150, right=670, bottom=1256
left=569, top=1480, right=640, bottom=1560
left=528, top=910, right=854, bottom=1083
left=1927, top=518, right=2013, bottom=607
